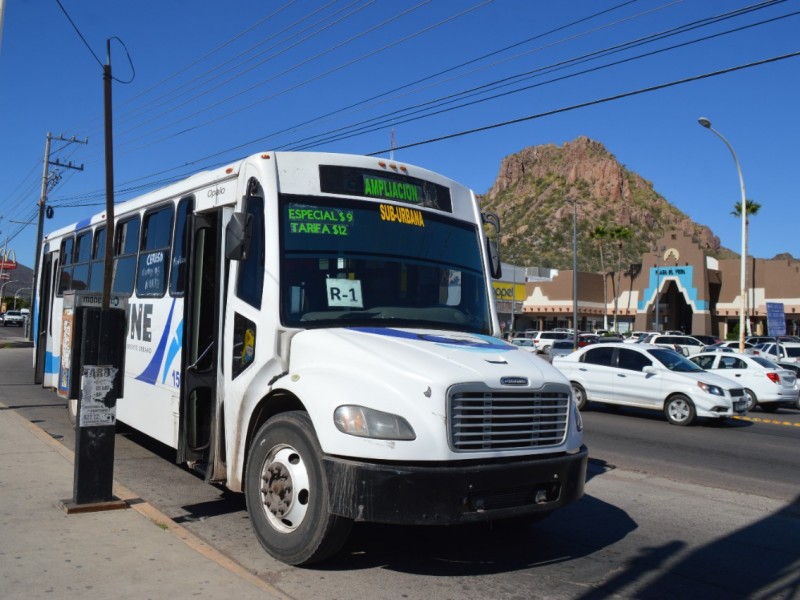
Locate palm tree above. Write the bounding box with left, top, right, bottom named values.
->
left=590, top=225, right=610, bottom=330
left=609, top=226, right=633, bottom=333
left=732, top=199, right=760, bottom=335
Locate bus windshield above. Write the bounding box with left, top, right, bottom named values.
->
left=279, top=195, right=492, bottom=334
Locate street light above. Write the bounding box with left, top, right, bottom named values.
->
left=0, top=280, right=17, bottom=307
left=698, top=117, right=747, bottom=353
left=14, top=287, right=31, bottom=310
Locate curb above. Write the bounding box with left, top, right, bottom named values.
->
left=1, top=401, right=291, bottom=600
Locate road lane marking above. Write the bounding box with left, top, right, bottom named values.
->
left=733, top=415, right=800, bottom=427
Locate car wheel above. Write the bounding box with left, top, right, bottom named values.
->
left=572, top=382, right=588, bottom=411
left=664, top=394, right=695, bottom=426
left=245, top=411, right=352, bottom=566
left=744, top=388, right=758, bottom=412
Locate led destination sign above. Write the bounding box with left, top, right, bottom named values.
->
left=319, top=165, right=452, bottom=212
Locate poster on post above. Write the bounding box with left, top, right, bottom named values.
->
left=79, top=365, right=119, bottom=427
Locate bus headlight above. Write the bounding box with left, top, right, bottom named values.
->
left=334, top=406, right=416, bottom=440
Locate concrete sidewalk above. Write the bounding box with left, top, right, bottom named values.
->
left=0, top=385, right=288, bottom=599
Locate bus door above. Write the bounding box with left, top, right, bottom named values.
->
left=179, top=209, right=228, bottom=482
left=34, top=251, right=55, bottom=385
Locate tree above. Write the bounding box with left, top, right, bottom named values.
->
left=590, top=225, right=610, bottom=330
left=609, top=225, right=633, bottom=333
left=732, top=199, right=761, bottom=336
left=731, top=199, right=761, bottom=221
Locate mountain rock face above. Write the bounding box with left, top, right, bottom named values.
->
left=480, top=137, right=735, bottom=273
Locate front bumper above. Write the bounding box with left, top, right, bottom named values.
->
left=323, top=445, right=588, bottom=524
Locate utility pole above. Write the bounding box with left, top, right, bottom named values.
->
left=30, top=132, right=87, bottom=341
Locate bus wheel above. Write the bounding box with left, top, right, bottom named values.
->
left=245, top=411, right=352, bottom=565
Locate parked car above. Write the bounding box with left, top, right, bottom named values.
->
left=746, top=336, right=780, bottom=346
left=552, top=343, right=747, bottom=426
left=640, top=334, right=705, bottom=356
left=751, top=342, right=800, bottom=364
left=531, top=331, right=571, bottom=354
left=689, top=352, right=798, bottom=412
left=594, top=336, right=625, bottom=344
left=772, top=362, right=800, bottom=409
left=547, top=339, right=577, bottom=359
left=625, top=331, right=657, bottom=344
left=702, top=345, right=735, bottom=353
left=2, top=310, right=25, bottom=327
left=509, top=337, right=537, bottom=353
left=692, top=334, right=722, bottom=346
left=577, top=333, right=599, bottom=348
left=706, top=340, right=754, bottom=352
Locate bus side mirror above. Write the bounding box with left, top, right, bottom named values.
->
left=482, top=212, right=502, bottom=279
left=226, top=212, right=253, bottom=261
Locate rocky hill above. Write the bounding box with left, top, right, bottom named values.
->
left=480, top=137, right=737, bottom=273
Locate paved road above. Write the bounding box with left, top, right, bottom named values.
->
left=3, top=346, right=799, bottom=599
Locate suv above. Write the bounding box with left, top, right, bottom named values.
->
left=2, top=310, right=25, bottom=327
left=532, top=331, right=572, bottom=354
left=751, top=342, right=800, bottom=363
left=641, top=334, right=705, bottom=356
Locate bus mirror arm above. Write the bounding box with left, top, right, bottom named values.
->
left=225, top=212, right=253, bottom=261
left=482, top=212, right=502, bottom=279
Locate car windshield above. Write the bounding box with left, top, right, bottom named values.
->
left=280, top=195, right=491, bottom=333
left=648, top=348, right=704, bottom=372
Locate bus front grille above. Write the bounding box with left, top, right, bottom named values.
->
left=449, top=389, right=570, bottom=451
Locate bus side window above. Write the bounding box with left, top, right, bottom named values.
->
left=87, top=227, right=106, bottom=292
left=170, top=196, right=193, bottom=296
left=113, top=216, right=141, bottom=295
left=136, top=204, right=174, bottom=298
left=57, top=237, right=74, bottom=295
left=236, top=194, right=265, bottom=309
left=71, top=230, right=93, bottom=291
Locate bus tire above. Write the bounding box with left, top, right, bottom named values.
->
left=245, top=411, right=352, bottom=565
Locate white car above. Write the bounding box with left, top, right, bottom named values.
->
left=690, top=352, right=798, bottom=412
left=641, top=334, right=705, bottom=356
left=552, top=343, right=748, bottom=426
left=751, top=342, right=800, bottom=364
left=531, top=331, right=571, bottom=354
left=509, top=338, right=537, bottom=353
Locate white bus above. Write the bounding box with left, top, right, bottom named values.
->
left=34, top=151, right=587, bottom=565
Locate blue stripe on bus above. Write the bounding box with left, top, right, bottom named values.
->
left=45, top=351, right=59, bottom=375
left=75, top=217, right=92, bottom=231
left=161, top=319, right=183, bottom=384
left=135, top=299, right=176, bottom=385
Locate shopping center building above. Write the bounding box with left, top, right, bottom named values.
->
left=494, top=230, right=800, bottom=338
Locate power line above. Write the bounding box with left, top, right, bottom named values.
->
left=368, top=50, right=800, bottom=156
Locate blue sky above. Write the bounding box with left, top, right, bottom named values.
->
left=1, top=0, right=798, bottom=269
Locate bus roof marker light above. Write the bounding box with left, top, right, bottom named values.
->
left=261, top=154, right=271, bottom=159
left=378, top=161, right=387, bottom=168
left=226, top=167, right=234, bottom=174
left=389, top=164, right=397, bottom=170
left=400, top=166, right=407, bottom=172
